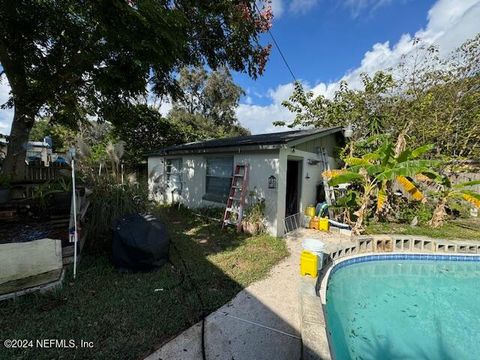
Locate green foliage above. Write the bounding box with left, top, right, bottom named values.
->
left=167, top=66, right=250, bottom=142
left=396, top=201, right=434, bottom=225
left=326, top=138, right=439, bottom=233
left=244, top=198, right=266, bottom=224
left=0, top=0, right=272, bottom=177
left=29, top=118, right=77, bottom=152
left=86, top=180, right=150, bottom=252
left=111, top=104, right=185, bottom=166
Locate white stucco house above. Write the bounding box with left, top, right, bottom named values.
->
left=147, top=127, right=345, bottom=237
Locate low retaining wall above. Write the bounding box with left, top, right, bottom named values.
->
left=0, top=238, right=63, bottom=284
left=328, top=235, right=480, bottom=262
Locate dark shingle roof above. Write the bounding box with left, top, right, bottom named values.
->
left=150, top=126, right=343, bottom=156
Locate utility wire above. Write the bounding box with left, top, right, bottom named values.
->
left=254, top=3, right=297, bottom=82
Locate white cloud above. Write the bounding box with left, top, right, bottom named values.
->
left=237, top=0, right=480, bottom=134
left=343, top=0, right=394, bottom=18
left=289, top=0, right=319, bottom=14
left=270, top=0, right=285, bottom=18
left=267, top=82, right=295, bottom=104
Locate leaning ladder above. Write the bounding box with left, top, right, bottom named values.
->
left=320, top=147, right=336, bottom=217
left=222, top=164, right=249, bottom=231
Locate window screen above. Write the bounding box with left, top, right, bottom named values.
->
left=204, top=157, right=233, bottom=203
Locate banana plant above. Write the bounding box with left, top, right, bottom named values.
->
left=323, top=139, right=440, bottom=234
left=428, top=178, right=480, bottom=228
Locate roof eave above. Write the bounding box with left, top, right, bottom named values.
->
left=285, top=127, right=344, bottom=147
left=149, top=143, right=283, bottom=157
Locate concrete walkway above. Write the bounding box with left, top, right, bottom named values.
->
left=146, top=237, right=304, bottom=360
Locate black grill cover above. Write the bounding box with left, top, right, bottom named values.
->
left=112, top=213, right=170, bottom=271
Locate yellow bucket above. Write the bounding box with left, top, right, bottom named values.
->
left=318, top=217, right=330, bottom=231
left=300, top=250, right=318, bottom=277
left=305, top=205, right=316, bottom=217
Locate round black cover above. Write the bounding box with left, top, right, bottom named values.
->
left=112, top=213, right=170, bottom=271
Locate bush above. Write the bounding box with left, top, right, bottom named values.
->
left=396, top=201, right=434, bottom=225
left=85, top=179, right=150, bottom=252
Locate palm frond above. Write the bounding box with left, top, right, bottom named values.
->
left=328, top=172, right=364, bottom=186
left=396, top=176, right=424, bottom=201
left=410, top=144, right=434, bottom=158
left=322, top=169, right=346, bottom=180
left=376, top=182, right=387, bottom=212
left=453, top=180, right=480, bottom=189
left=345, top=157, right=372, bottom=166
left=460, top=191, right=480, bottom=208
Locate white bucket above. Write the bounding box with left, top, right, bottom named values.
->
left=302, top=238, right=325, bottom=270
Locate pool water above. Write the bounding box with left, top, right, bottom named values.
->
left=325, top=258, right=480, bottom=360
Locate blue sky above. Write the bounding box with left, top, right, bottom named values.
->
left=235, top=0, right=435, bottom=105
left=1, top=0, right=479, bottom=135
left=234, top=0, right=480, bottom=133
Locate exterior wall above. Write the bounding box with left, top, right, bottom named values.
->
left=147, top=133, right=341, bottom=237
left=278, top=135, right=340, bottom=234
left=148, top=150, right=281, bottom=236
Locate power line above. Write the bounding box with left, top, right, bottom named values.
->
left=254, top=3, right=297, bottom=82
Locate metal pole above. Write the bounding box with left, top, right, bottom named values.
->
left=72, top=158, right=78, bottom=279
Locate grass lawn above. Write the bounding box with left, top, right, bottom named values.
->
left=0, top=206, right=288, bottom=360
left=365, top=217, right=480, bottom=240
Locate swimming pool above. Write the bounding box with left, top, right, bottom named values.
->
left=325, top=255, right=480, bottom=360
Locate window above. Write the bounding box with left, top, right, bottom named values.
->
left=204, top=157, right=233, bottom=203
left=166, top=158, right=182, bottom=188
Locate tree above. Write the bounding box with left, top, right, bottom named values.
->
left=0, top=0, right=272, bottom=178
left=29, top=118, right=76, bottom=152
left=111, top=104, right=185, bottom=167
left=428, top=178, right=480, bottom=228
left=168, top=66, right=249, bottom=141
left=323, top=139, right=440, bottom=234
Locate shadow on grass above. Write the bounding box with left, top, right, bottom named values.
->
left=0, top=205, right=304, bottom=360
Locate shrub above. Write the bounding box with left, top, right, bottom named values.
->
left=85, top=178, right=150, bottom=252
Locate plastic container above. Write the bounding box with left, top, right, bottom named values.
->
left=303, top=215, right=312, bottom=228
left=300, top=250, right=318, bottom=277
left=318, top=217, right=330, bottom=231
left=302, top=238, right=325, bottom=270
left=309, top=217, right=319, bottom=230
left=305, top=205, right=316, bottom=217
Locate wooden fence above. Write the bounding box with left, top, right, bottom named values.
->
left=23, top=161, right=71, bottom=183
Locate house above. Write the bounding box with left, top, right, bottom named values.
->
left=0, top=137, right=53, bottom=165
left=148, top=127, right=345, bottom=237
left=25, top=138, right=53, bottom=165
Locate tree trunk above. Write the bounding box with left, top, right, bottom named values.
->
left=1, top=106, right=35, bottom=180
left=353, top=186, right=372, bottom=235
left=429, top=198, right=447, bottom=229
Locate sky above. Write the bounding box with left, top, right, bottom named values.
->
left=1, top=0, right=479, bottom=135
left=234, top=0, right=480, bottom=133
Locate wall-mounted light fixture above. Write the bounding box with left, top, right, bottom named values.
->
left=268, top=175, right=277, bottom=189
left=305, top=172, right=310, bottom=180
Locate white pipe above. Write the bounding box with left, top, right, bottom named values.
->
left=72, top=159, right=78, bottom=279
left=328, top=219, right=350, bottom=229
